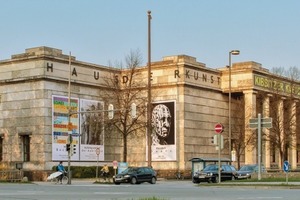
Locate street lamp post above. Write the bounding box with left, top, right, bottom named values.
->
left=147, top=10, right=152, bottom=167
left=228, top=50, right=240, bottom=163
left=67, top=51, right=72, bottom=184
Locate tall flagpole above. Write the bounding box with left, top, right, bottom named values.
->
left=147, top=10, right=152, bottom=167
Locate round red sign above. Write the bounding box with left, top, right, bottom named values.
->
left=112, top=160, right=118, bottom=169
left=96, top=148, right=100, bottom=155
left=215, top=123, right=223, bottom=134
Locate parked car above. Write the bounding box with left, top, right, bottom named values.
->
left=237, top=164, right=266, bottom=179
left=113, top=167, right=157, bottom=185
left=192, top=164, right=237, bottom=183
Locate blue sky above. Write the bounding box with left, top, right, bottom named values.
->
left=1, top=0, right=299, bottom=69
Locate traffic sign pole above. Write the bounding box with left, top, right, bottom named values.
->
left=214, top=123, right=223, bottom=184
left=283, top=161, right=289, bottom=184
left=249, top=114, right=272, bottom=181
left=218, top=133, right=221, bottom=184
left=96, top=148, right=100, bottom=182
left=258, top=114, right=262, bottom=181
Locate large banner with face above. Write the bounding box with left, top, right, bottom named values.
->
left=52, top=95, right=104, bottom=161
left=150, top=100, right=176, bottom=161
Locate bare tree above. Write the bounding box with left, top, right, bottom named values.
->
left=231, top=96, right=256, bottom=169
left=103, top=50, right=148, bottom=162
left=266, top=66, right=300, bottom=166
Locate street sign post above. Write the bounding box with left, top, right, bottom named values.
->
left=96, top=148, right=100, bottom=181
left=249, top=114, right=273, bottom=181
left=283, top=160, right=289, bottom=184
left=214, top=123, right=223, bottom=184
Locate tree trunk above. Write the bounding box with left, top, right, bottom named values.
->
left=123, top=134, right=127, bottom=162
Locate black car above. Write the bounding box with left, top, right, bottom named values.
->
left=192, top=164, right=237, bottom=183
left=113, top=167, right=157, bottom=185
left=237, top=164, right=266, bottom=179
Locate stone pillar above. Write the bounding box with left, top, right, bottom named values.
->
left=277, top=98, right=285, bottom=169
left=243, top=90, right=257, bottom=164
left=262, top=94, right=272, bottom=169
left=289, top=100, right=297, bottom=169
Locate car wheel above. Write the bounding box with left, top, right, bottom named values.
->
left=214, top=176, right=219, bottom=183
left=131, top=177, right=137, bottom=184
left=150, top=177, right=156, bottom=184
left=114, top=182, right=120, bottom=185
left=193, top=179, right=200, bottom=184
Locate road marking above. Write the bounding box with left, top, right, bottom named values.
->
left=0, top=191, right=43, bottom=196
left=94, top=192, right=133, bottom=195
left=238, top=197, right=282, bottom=199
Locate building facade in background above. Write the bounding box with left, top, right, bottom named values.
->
left=0, top=47, right=299, bottom=180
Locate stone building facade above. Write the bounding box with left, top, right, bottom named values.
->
left=0, top=47, right=299, bottom=180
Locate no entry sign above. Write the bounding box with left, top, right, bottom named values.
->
left=215, top=123, right=223, bottom=134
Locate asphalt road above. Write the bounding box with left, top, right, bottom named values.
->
left=0, top=180, right=300, bottom=200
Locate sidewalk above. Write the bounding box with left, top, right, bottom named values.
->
left=34, top=178, right=97, bottom=185
left=217, top=181, right=300, bottom=189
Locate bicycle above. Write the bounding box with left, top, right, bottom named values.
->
left=175, top=171, right=184, bottom=180
left=51, top=171, right=68, bottom=184
left=99, top=171, right=111, bottom=183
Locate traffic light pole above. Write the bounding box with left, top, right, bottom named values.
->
left=67, top=142, right=71, bottom=184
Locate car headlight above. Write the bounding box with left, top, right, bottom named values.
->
left=207, top=172, right=213, bottom=176
left=124, top=175, right=130, bottom=178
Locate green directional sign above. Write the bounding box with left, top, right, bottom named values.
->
left=262, top=118, right=272, bottom=128
left=249, top=119, right=258, bottom=128
left=249, top=117, right=272, bottom=129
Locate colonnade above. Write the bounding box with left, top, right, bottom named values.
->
left=243, top=90, right=298, bottom=169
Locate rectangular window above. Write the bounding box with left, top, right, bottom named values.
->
left=272, top=146, right=276, bottom=163
left=0, top=137, right=3, bottom=161
left=23, top=135, right=30, bottom=162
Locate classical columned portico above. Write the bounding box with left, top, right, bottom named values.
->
left=243, top=90, right=257, bottom=164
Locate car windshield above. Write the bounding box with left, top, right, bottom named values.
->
left=239, top=165, right=255, bottom=171
left=203, top=165, right=218, bottom=171
left=121, top=167, right=138, bottom=174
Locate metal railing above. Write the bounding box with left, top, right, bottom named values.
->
left=0, top=170, right=23, bottom=182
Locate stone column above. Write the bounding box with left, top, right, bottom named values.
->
left=243, top=90, right=257, bottom=164
left=289, top=100, right=297, bottom=169
left=277, top=98, right=285, bottom=169
left=262, top=94, right=272, bottom=169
